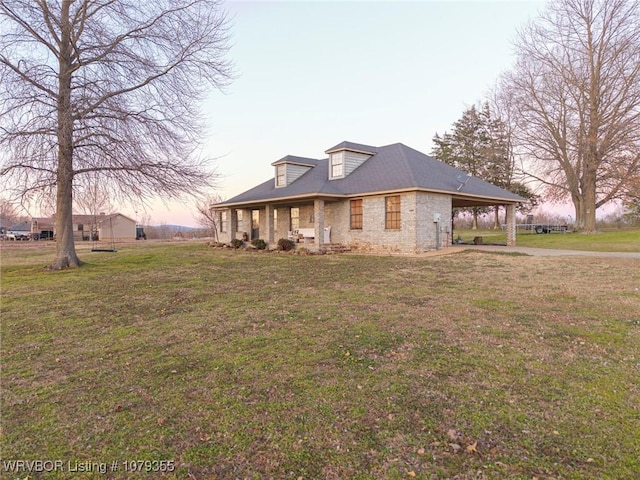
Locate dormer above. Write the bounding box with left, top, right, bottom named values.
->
left=271, top=155, right=316, bottom=188
left=325, top=141, right=377, bottom=180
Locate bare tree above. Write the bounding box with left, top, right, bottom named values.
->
left=0, top=198, right=20, bottom=231
left=138, top=213, right=152, bottom=230
left=499, top=0, right=640, bottom=232
left=0, top=0, right=233, bottom=268
left=196, top=194, right=223, bottom=241
left=74, top=175, right=114, bottom=217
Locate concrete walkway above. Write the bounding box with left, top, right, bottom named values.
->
left=451, top=244, right=640, bottom=259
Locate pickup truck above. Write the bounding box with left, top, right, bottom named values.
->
left=4, top=232, right=30, bottom=240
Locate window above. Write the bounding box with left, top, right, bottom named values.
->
left=77, top=224, right=84, bottom=231
left=330, top=152, right=344, bottom=178
left=220, top=211, right=227, bottom=232
left=385, top=195, right=401, bottom=229
left=290, top=207, right=299, bottom=230
left=251, top=210, right=260, bottom=240
left=350, top=199, right=363, bottom=229
left=273, top=208, right=278, bottom=233
left=236, top=210, right=243, bottom=232
left=276, top=164, right=286, bottom=187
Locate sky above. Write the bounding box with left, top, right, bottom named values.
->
left=126, top=0, right=548, bottom=227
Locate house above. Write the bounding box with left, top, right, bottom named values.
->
left=78, top=213, right=136, bottom=242
left=31, top=217, right=55, bottom=239
left=30, top=213, right=136, bottom=241
left=212, top=141, right=524, bottom=254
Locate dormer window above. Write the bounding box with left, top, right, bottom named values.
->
left=275, top=164, right=286, bottom=187
left=272, top=156, right=316, bottom=188
left=325, top=141, right=377, bottom=180
left=330, top=152, right=344, bottom=179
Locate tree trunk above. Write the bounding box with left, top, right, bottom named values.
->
left=581, top=171, right=598, bottom=233
left=52, top=176, right=81, bottom=269
left=493, top=206, right=500, bottom=229
left=571, top=186, right=597, bottom=233
left=51, top=0, right=81, bottom=270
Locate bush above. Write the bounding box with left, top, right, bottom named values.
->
left=252, top=238, right=268, bottom=250
left=229, top=238, right=244, bottom=249
left=277, top=238, right=296, bottom=251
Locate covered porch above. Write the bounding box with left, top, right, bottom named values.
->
left=215, top=195, right=519, bottom=251
left=215, top=197, right=338, bottom=249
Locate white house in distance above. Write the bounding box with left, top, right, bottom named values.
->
left=212, top=141, right=524, bottom=254
left=31, top=213, right=136, bottom=241
left=93, top=213, right=136, bottom=242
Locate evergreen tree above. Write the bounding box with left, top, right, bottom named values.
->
left=432, top=103, right=538, bottom=229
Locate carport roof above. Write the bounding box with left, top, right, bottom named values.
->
left=215, top=142, right=525, bottom=208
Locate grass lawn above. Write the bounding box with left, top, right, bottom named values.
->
left=454, top=228, right=640, bottom=252
left=2, top=241, right=639, bottom=479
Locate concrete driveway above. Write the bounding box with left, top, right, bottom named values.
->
left=453, top=244, right=640, bottom=259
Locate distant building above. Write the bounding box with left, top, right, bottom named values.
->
left=29, top=213, right=136, bottom=241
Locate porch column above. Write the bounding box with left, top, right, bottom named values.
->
left=240, top=208, right=251, bottom=240
left=506, top=203, right=516, bottom=246
left=281, top=208, right=291, bottom=238
left=229, top=209, right=238, bottom=240
left=264, top=204, right=274, bottom=244
left=314, top=199, right=325, bottom=249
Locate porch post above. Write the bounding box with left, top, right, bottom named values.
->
left=229, top=209, right=238, bottom=240
left=264, top=204, right=274, bottom=245
left=506, top=203, right=516, bottom=246
left=282, top=208, right=291, bottom=238
left=314, top=199, right=325, bottom=249
left=240, top=208, right=251, bottom=240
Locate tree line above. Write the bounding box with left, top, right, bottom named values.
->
left=431, top=0, right=640, bottom=233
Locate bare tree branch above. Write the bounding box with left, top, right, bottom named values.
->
left=0, top=0, right=233, bottom=268
left=498, top=0, right=640, bottom=231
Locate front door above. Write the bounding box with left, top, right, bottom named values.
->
left=251, top=210, right=259, bottom=240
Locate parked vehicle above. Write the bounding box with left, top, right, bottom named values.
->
left=4, top=232, right=30, bottom=240
left=533, top=224, right=568, bottom=234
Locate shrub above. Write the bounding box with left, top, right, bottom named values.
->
left=252, top=238, right=268, bottom=250
left=277, top=238, right=296, bottom=251
left=229, top=238, right=244, bottom=249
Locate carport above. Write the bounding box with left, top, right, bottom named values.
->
left=451, top=194, right=519, bottom=246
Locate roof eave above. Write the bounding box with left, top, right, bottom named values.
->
left=212, top=192, right=347, bottom=209
left=271, top=159, right=317, bottom=167
left=325, top=147, right=376, bottom=155
left=212, top=187, right=523, bottom=209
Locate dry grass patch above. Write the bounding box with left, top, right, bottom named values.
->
left=2, top=242, right=639, bottom=479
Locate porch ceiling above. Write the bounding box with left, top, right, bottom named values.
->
left=452, top=197, right=517, bottom=208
